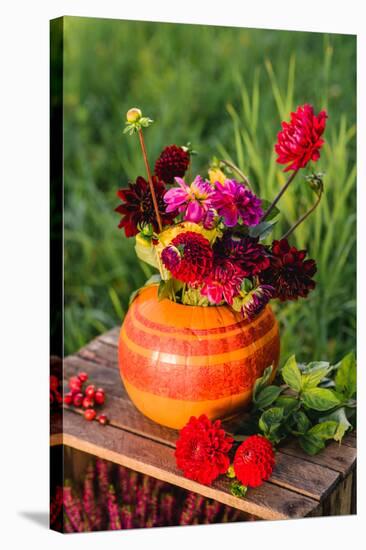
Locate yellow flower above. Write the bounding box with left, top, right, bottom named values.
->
left=208, top=167, right=227, bottom=185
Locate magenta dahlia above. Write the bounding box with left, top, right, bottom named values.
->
left=155, top=145, right=190, bottom=183
left=115, top=176, right=175, bottom=237
left=260, top=239, right=317, bottom=301
left=164, top=176, right=214, bottom=224
left=161, top=231, right=213, bottom=284
left=211, top=180, right=263, bottom=227
left=275, top=104, right=327, bottom=172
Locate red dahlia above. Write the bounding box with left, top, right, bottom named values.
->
left=233, top=435, right=275, bottom=487
left=260, top=239, right=317, bottom=301
left=154, top=145, right=190, bottom=184
left=115, top=176, right=175, bottom=237
left=175, top=415, right=233, bottom=485
left=275, top=104, right=327, bottom=172
left=161, top=231, right=213, bottom=284
left=213, top=232, right=270, bottom=277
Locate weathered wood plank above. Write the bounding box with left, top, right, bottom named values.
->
left=321, top=471, right=354, bottom=516
left=63, top=355, right=341, bottom=502
left=62, top=410, right=318, bottom=520
left=279, top=438, right=356, bottom=479
left=77, top=337, right=119, bottom=369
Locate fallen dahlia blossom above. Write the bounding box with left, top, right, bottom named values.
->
left=161, top=231, right=213, bottom=284
left=233, top=435, right=275, bottom=487
left=201, top=262, right=243, bottom=305
left=211, top=180, right=263, bottom=227
left=275, top=104, right=327, bottom=172
left=164, top=176, right=214, bottom=224
left=115, top=176, right=175, bottom=237
left=260, top=238, right=317, bottom=301
left=175, top=415, right=233, bottom=485
left=155, top=145, right=190, bottom=184
left=235, top=284, right=275, bottom=320
left=213, top=232, right=270, bottom=277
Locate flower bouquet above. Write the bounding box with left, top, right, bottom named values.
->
left=115, top=105, right=326, bottom=429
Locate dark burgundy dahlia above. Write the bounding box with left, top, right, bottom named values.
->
left=154, top=145, right=190, bottom=184
left=161, top=231, right=213, bottom=285
left=260, top=239, right=317, bottom=301
left=115, top=176, right=175, bottom=237
left=213, top=232, right=270, bottom=277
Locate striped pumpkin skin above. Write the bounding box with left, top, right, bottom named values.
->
left=118, top=285, right=280, bottom=429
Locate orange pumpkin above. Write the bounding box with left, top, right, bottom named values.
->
left=118, top=285, right=280, bottom=429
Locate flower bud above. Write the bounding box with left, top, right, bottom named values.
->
left=126, top=108, right=142, bottom=123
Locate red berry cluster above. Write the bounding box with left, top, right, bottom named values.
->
left=64, top=372, right=108, bottom=425
left=50, top=375, right=62, bottom=408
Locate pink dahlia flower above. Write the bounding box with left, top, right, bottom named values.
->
left=163, top=176, right=214, bottom=224
left=201, top=262, right=242, bottom=305
left=275, top=104, right=327, bottom=172
left=211, top=180, right=262, bottom=227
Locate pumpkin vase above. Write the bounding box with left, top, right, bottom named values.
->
left=118, top=285, right=280, bottom=429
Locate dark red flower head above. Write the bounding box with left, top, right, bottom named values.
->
left=233, top=435, right=275, bottom=487
left=161, top=231, right=213, bottom=285
left=260, top=238, right=317, bottom=301
left=275, top=104, right=327, bottom=172
left=213, top=232, right=270, bottom=278
left=175, top=415, right=233, bottom=485
left=115, top=176, right=175, bottom=237
left=155, top=145, right=190, bottom=184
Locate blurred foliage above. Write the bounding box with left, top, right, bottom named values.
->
left=63, top=17, right=356, bottom=361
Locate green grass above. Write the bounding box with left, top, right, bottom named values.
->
left=63, top=17, right=356, bottom=362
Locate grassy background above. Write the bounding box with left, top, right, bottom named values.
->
left=63, top=17, right=356, bottom=363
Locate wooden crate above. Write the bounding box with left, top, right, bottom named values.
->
left=51, top=327, right=356, bottom=521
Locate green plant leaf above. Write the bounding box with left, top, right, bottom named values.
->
left=319, top=408, right=352, bottom=443
left=249, top=220, right=277, bottom=241
left=259, top=407, right=284, bottom=435
left=281, top=355, right=302, bottom=392
left=254, top=385, right=283, bottom=410
left=252, top=365, right=273, bottom=401
left=301, top=364, right=332, bottom=390
left=299, top=434, right=325, bottom=455
left=135, top=234, right=159, bottom=268
left=335, top=352, right=356, bottom=399
left=129, top=273, right=162, bottom=305
left=301, top=388, right=341, bottom=411
left=307, top=421, right=338, bottom=440
left=274, top=396, right=300, bottom=416
left=260, top=200, right=280, bottom=221
left=230, top=480, right=248, bottom=498
left=292, top=411, right=311, bottom=435
left=158, top=279, right=182, bottom=301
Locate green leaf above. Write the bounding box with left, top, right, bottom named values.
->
left=301, top=388, right=341, bottom=411
left=307, top=421, right=338, bottom=440
left=335, top=352, right=356, bottom=399
left=252, top=365, right=274, bottom=401
left=319, top=408, right=352, bottom=443
left=299, top=434, right=325, bottom=455
left=129, top=274, right=162, bottom=305
left=135, top=234, right=159, bottom=268
left=260, top=200, right=280, bottom=221
left=249, top=220, right=277, bottom=241
left=259, top=407, right=284, bottom=435
left=292, top=411, right=311, bottom=435
left=254, top=385, right=283, bottom=410
left=301, top=364, right=332, bottom=390
left=230, top=480, right=248, bottom=498
left=274, top=396, right=300, bottom=416
left=281, top=355, right=302, bottom=392
left=158, top=279, right=182, bottom=301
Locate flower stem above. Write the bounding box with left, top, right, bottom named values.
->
left=281, top=190, right=323, bottom=240
left=138, top=129, right=163, bottom=232
left=261, top=168, right=300, bottom=221
left=220, top=159, right=250, bottom=187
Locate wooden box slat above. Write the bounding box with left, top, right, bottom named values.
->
left=57, top=327, right=356, bottom=520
